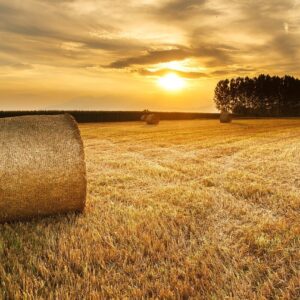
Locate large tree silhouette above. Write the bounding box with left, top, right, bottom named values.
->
left=214, top=75, right=300, bottom=116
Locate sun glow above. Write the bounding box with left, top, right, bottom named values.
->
left=158, top=73, right=186, bottom=91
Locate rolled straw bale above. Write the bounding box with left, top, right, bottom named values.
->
left=220, top=111, right=232, bottom=123
left=146, top=114, right=160, bottom=125
left=140, top=114, right=147, bottom=121
left=0, top=114, right=87, bottom=223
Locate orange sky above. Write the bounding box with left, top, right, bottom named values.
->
left=1, top=0, right=300, bottom=111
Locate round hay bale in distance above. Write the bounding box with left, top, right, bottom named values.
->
left=220, top=111, right=232, bottom=123
left=0, top=114, right=87, bottom=223
left=146, top=114, right=160, bottom=125
left=140, top=114, right=147, bottom=121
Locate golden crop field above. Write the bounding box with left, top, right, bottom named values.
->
left=0, top=119, right=299, bottom=299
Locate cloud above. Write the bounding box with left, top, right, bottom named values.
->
left=1, top=0, right=299, bottom=74
left=137, top=68, right=207, bottom=78
left=105, top=44, right=236, bottom=69
left=9, top=63, right=33, bottom=70
left=270, top=32, right=300, bottom=58
left=0, top=1, right=145, bottom=69
left=0, top=59, right=33, bottom=70
left=149, top=0, right=218, bottom=20
left=105, top=49, right=190, bottom=68
left=211, top=67, right=256, bottom=77
left=159, top=0, right=206, bottom=16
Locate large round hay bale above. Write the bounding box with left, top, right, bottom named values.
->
left=146, top=114, right=160, bottom=125
left=220, top=111, right=232, bottom=123
left=140, top=114, right=147, bottom=121
left=0, top=114, right=87, bottom=223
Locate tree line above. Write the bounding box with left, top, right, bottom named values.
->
left=214, top=74, right=300, bottom=116
left=0, top=110, right=220, bottom=123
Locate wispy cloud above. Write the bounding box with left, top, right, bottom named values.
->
left=154, top=0, right=216, bottom=19
left=137, top=68, right=207, bottom=78
left=1, top=0, right=299, bottom=73
left=105, top=44, right=236, bottom=70
left=105, top=49, right=190, bottom=69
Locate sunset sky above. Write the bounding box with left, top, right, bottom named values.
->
left=1, top=0, right=300, bottom=111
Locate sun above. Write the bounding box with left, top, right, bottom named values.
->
left=158, top=73, right=186, bottom=91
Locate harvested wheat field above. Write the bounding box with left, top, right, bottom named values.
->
left=0, top=119, right=299, bottom=299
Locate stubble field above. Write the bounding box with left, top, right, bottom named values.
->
left=0, top=119, right=299, bottom=299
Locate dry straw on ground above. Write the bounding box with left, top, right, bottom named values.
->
left=146, top=114, right=160, bottom=125
left=0, top=114, right=86, bottom=223
left=0, top=119, right=299, bottom=298
left=220, top=111, right=232, bottom=123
